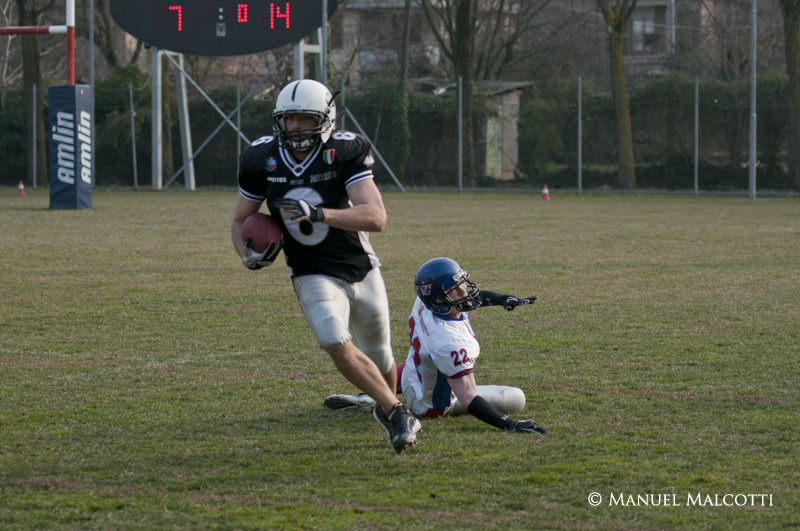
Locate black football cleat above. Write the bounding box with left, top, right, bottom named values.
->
left=373, top=403, right=421, bottom=454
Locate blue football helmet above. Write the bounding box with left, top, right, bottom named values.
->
left=414, top=257, right=481, bottom=315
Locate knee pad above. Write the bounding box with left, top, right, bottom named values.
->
left=499, top=387, right=526, bottom=413
left=478, top=385, right=526, bottom=414
left=312, top=313, right=351, bottom=354
left=320, top=338, right=349, bottom=354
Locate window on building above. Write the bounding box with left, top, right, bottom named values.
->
left=632, top=7, right=657, bottom=53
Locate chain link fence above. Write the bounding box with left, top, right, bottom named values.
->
left=1, top=67, right=795, bottom=192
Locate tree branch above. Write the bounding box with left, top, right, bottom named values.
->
left=419, top=0, right=455, bottom=65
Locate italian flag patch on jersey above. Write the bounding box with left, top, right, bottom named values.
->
left=323, top=149, right=335, bottom=164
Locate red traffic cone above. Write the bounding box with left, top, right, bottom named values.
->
left=17, top=180, right=26, bottom=196
left=541, top=184, right=550, bottom=200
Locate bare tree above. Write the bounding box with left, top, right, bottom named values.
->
left=75, top=0, right=143, bottom=74
left=596, top=0, right=636, bottom=188
left=394, top=0, right=412, bottom=183
left=0, top=0, right=23, bottom=93
left=704, top=1, right=753, bottom=80
left=512, top=1, right=606, bottom=80
left=473, top=0, right=552, bottom=80
left=15, top=0, right=55, bottom=185
left=779, top=0, right=800, bottom=189
left=419, top=0, right=475, bottom=184
left=699, top=0, right=784, bottom=81
left=420, top=0, right=551, bottom=185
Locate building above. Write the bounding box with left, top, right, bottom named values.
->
left=329, top=0, right=441, bottom=87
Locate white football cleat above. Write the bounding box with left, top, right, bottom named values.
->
left=324, top=393, right=377, bottom=412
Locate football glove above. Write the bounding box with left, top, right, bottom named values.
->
left=275, top=198, right=325, bottom=222
left=506, top=419, right=547, bottom=434
left=501, top=295, right=538, bottom=311
left=241, top=236, right=282, bottom=270
left=480, top=291, right=538, bottom=311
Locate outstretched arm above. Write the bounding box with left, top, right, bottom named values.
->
left=449, top=373, right=546, bottom=434
left=479, top=290, right=538, bottom=311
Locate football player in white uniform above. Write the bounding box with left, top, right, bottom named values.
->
left=231, top=79, right=420, bottom=453
left=326, top=257, right=547, bottom=434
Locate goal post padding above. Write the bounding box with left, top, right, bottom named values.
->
left=48, top=85, right=93, bottom=209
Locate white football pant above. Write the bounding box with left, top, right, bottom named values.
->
left=402, top=379, right=526, bottom=418
left=292, top=267, right=393, bottom=374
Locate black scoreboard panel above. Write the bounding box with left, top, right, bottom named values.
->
left=111, top=1, right=337, bottom=56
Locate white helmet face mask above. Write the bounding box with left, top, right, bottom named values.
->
left=273, top=79, right=336, bottom=150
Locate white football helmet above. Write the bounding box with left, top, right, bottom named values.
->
left=273, top=79, right=336, bottom=150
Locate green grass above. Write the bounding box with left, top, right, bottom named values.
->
left=1, top=188, right=798, bottom=529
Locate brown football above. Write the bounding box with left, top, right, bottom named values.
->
left=241, top=213, right=282, bottom=253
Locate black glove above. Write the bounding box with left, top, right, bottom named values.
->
left=275, top=198, right=325, bottom=222
left=241, top=236, right=282, bottom=270
left=480, top=291, right=538, bottom=311
left=506, top=419, right=547, bottom=434
left=501, top=295, right=538, bottom=311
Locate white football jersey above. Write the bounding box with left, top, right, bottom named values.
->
left=402, top=297, right=480, bottom=417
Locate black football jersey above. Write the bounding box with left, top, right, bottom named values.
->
left=238, top=131, right=382, bottom=283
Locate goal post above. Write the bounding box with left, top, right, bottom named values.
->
left=0, top=25, right=66, bottom=34
left=2, top=0, right=90, bottom=208
left=0, top=0, right=74, bottom=84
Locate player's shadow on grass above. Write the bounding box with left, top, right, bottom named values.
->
left=220, top=404, right=396, bottom=454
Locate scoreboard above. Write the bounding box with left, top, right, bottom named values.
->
left=110, top=0, right=338, bottom=56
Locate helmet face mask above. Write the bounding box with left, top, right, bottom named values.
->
left=443, top=273, right=479, bottom=311
left=414, top=258, right=481, bottom=315
left=274, top=112, right=329, bottom=150
left=273, top=80, right=336, bottom=150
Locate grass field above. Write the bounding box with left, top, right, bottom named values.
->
left=1, top=188, right=798, bottom=529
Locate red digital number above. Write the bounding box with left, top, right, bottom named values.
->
left=237, top=4, right=248, bottom=23
left=169, top=5, right=183, bottom=31
left=269, top=2, right=290, bottom=29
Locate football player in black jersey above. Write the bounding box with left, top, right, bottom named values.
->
left=231, top=79, right=421, bottom=454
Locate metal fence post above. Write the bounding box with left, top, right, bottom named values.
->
left=236, top=78, right=241, bottom=176
left=32, top=83, right=37, bottom=188
left=129, top=82, right=138, bottom=188
left=694, top=75, right=699, bottom=196
left=321, top=0, right=328, bottom=84
left=458, top=76, right=463, bottom=193
left=151, top=47, right=162, bottom=189
left=748, top=0, right=757, bottom=200
left=340, top=78, right=346, bottom=130
left=577, top=75, right=582, bottom=194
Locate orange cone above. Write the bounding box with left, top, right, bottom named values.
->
left=541, top=184, right=550, bottom=200
left=17, top=180, right=26, bottom=196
